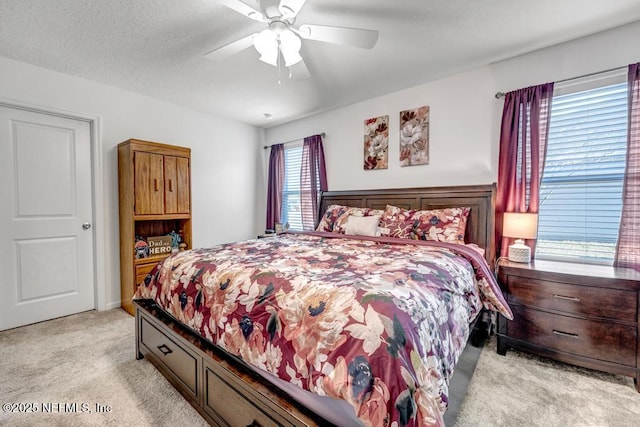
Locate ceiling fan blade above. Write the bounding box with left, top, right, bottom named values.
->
left=203, top=34, right=257, bottom=61
left=279, top=0, right=307, bottom=19
left=297, top=24, right=379, bottom=49
left=289, top=58, right=311, bottom=80
left=220, top=0, right=266, bottom=22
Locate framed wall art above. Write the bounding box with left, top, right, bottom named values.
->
left=399, top=106, right=429, bottom=166
left=363, top=115, right=389, bottom=170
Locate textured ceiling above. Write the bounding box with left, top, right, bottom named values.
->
left=2, top=1, right=640, bottom=128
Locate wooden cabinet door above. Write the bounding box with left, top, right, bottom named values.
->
left=176, top=157, right=190, bottom=214
left=164, top=156, right=190, bottom=214
left=164, top=156, right=178, bottom=214
left=134, top=151, right=164, bottom=215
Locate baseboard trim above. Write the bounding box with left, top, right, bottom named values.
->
left=103, top=301, right=122, bottom=311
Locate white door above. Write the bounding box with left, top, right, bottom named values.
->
left=0, top=106, right=95, bottom=331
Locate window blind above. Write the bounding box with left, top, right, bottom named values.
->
left=536, top=82, right=628, bottom=262
left=282, top=145, right=304, bottom=230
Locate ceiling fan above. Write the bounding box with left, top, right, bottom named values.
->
left=204, top=0, right=379, bottom=79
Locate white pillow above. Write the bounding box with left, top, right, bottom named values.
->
left=344, top=215, right=381, bottom=237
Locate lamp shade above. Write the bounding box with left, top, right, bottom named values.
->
left=503, top=212, right=538, bottom=263
left=502, top=212, right=538, bottom=239
left=279, top=29, right=302, bottom=66
left=254, top=29, right=279, bottom=66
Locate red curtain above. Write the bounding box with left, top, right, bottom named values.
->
left=265, top=144, right=284, bottom=231
left=496, top=83, right=554, bottom=259
left=300, top=134, right=328, bottom=230
left=615, top=63, right=640, bottom=272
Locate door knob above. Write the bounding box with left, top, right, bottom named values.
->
left=82, top=222, right=92, bottom=230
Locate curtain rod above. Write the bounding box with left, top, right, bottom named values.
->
left=494, top=65, right=627, bottom=99
left=263, top=132, right=326, bottom=149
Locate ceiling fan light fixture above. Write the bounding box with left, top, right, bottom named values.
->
left=254, top=29, right=279, bottom=66
left=279, top=29, right=302, bottom=66
left=211, top=0, right=379, bottom=79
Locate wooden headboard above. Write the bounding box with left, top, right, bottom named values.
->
left=319, top=183, right=497, bottom=265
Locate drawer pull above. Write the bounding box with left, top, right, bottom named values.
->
left=157, top=344, right=173, bottom=356
left=553, top=330, right=579, bottom=339
left=553, top=294, right=580, bottom=302
left=246, top=421, right=262, bottom=427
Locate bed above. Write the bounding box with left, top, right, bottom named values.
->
left=133, top=184, right=512, bottom=426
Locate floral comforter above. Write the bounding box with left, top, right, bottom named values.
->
left=135, top=232, right=512, bottom=426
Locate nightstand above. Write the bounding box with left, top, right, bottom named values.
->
left=496, top=259, right=640, bottom=392
left=256, top=233, right=278, bottom=239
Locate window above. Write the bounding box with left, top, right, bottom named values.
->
left=274, top=136, right=326, bottom=232
left=536, top=76, right=628, bottom=263
left=281, top=144, right=303, bottom=230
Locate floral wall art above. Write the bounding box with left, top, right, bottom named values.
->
left=363, top=115, right=389, bottom=170
left=399, top=106, right=429, bottom=166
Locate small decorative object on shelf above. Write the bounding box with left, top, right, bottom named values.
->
left=147, top=236, right=172, bottom=257
left=168, top=230, right=180, bottom=253
left=134, top=236, right=149, bottom=259
left=177, top=229, right=186, bottom=251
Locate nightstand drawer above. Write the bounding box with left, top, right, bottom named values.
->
left=508, top=305, right=637, bottom=366
left=508, top=276, right=637, bottom=322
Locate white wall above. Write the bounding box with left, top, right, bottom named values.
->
left=0, top=56, right=262, bottom=310
left=264, top=21, right=640, bottom=195
left=265, top=65, right=498, bottom=192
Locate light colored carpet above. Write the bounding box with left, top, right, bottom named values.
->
left=0, top=309, right=207, bottom=427
left=1, top=309, right=638, bottom=426
left=456, top=338, right=639, bottom=427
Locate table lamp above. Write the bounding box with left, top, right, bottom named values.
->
left=502, top=212, right=538, bottom=263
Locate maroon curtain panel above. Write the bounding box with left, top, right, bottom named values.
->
left=265, top=144, right=284, bottom=231
left=615, top=63, right=640, bottom=272
left=495, top=82, right=554, bottom=259
left=300, top=134, right=328, bottom=230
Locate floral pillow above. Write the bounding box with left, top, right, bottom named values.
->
left=377, top=205, right=414, bottom=238
left=316, top=205, right=351, bottom=232
left=316, top=205, right=383, bottom=233
left=379, top=204, right=470, bottom=243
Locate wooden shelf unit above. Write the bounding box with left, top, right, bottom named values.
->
left=118, top=139, right=192, bottom=315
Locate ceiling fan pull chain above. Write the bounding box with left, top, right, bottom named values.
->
left=277, top=53, right=282, bottom=86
